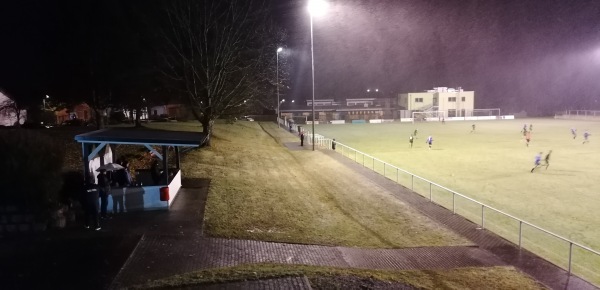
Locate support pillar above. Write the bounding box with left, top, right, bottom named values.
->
left=162, top=145, right=169, bottom=185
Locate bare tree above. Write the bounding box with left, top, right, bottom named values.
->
left=160, top=0, right=282, bottom=145
left=0, top=92, right=27, bottom=127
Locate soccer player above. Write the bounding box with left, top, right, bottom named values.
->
left=583, top=131, right=591, bottom=144
left=413, top=129, right=418, bottom=138
left=409, top=135, right=414, bottom=148
left=525, top=131, right=531, bottom=147
left=571, top=128, right=577, bottom=139
left=522, top=124, right=527, bottom=134
left=529, top=124, right=533, bottom=132
left=544, top=150, right=552, bottom=169
left=531, top=152, right=542, bottom=173
left=426, top=135, right=433, bottom=149
left=470, top=124, right=476, bottom=133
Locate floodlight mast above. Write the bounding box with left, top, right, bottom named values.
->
left=276, top=47, right=283, bottom=127
left=308, top=0, right=328, bottom=151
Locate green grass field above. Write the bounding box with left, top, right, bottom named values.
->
left=313, top=118, right=600, bottom=285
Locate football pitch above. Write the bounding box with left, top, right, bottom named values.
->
left=313, top=118, right=600, bottom=285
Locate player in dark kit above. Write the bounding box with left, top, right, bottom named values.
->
left=409, top=135, right=414, bottom=148
left=544, top=150, right=552, bottom=169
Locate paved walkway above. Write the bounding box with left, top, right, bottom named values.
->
left=109, top=143, right=599, bottom=289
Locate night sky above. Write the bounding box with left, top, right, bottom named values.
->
left=2, top=0, right=600, bottom=115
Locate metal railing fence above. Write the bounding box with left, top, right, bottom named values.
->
left=302, top=129, right=600, bottom=285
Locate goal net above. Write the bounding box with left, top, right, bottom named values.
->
left=468, top=108, right=501, bottom=117
left=412, top=111, right=445, bottom=122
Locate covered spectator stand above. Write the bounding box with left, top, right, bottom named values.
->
left=75, top=128, right=207, bottom=211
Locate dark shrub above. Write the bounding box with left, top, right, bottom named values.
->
left=109, top=111, right=126, bottom=124
left=60, top=171, right=85, bottom=205
left=0, top=129, right=65, bottom=214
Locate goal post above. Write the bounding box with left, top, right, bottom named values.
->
left=468, top=108, right=501, bottom=117
left=412, top=111, right=446, bottom=123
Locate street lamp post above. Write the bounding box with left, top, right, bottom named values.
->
left=276, top=47, right=283, bottom=127
left=43, top=95, right=50, bottom=110
left=308, top=0, right=328, bottom=151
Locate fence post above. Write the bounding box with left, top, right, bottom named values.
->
left=481, top=205, right=485, bottom=229
left=568, top=242, right=573, bottom=275
left=429, top=183, right=432, bottom=201
left=519, top=221, right=523, bottom=248
left=452, top=193, right=455, bottom=214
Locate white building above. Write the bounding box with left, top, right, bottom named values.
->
left=398, top=87, right=475, bottom=118
left=0, top=91, right=27, bottom=126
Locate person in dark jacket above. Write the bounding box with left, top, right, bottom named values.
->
left=96, top=169, right=111, bottom=219
left=151, top=159, right=161, bottom=185
left=82, top=180, right=100, bottom=230
left=113, top=161, right=132, bottom=214
left=300, top=132, right=305, bottom=146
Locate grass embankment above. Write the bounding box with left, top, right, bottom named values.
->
left=166, top=120, right=469, bottom=248
left=143, top=121, right=544, bottom=289
left=132, top=264, right=546, bottom=290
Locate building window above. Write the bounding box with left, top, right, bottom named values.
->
left=461, top=97, right=466, bottom=101
left=415, top=98, right=423, bottom=102
left=448, top=97, right=456, bottom=102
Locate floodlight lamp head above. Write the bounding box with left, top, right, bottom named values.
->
left=308, top=0, right=328, bottom=17
left=277, top=47, right=283, bottom=53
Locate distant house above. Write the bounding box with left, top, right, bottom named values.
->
left=0, top=91, right=27, bottom=126
left=279, top=97, right=397, bottom=123
left=55, top=103, right=93, bottom=124
left=149, top=104, right=190, bottom=120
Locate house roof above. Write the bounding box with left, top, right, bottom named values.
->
left=74, top=127, right=208, bottom=147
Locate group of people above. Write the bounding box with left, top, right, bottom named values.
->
left=572, top=128, right=591, bottom=144
left=82, top=160, right=133, bottom=230
left=531, top=150, right=552, bottom=173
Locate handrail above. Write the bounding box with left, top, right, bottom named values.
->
left=303, top=129, right=600, bottom=277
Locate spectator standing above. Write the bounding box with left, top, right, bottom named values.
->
left=332, top=138, right=336, bottom=150
left=113, top=161, right=132, bottom=214
left=96, top=169, right=111, bottom=219
left=300, top=132, right=305, bottom=146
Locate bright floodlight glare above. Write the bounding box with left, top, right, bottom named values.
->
left=367, top=89, right=370, bottom=92
left=375, top=89, right=379, bottom=92
left=308, top=0, right=328, bottom=16
left=277, top=47, right=283, bottom=52
left=46, top=95, right=50, bottom=98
